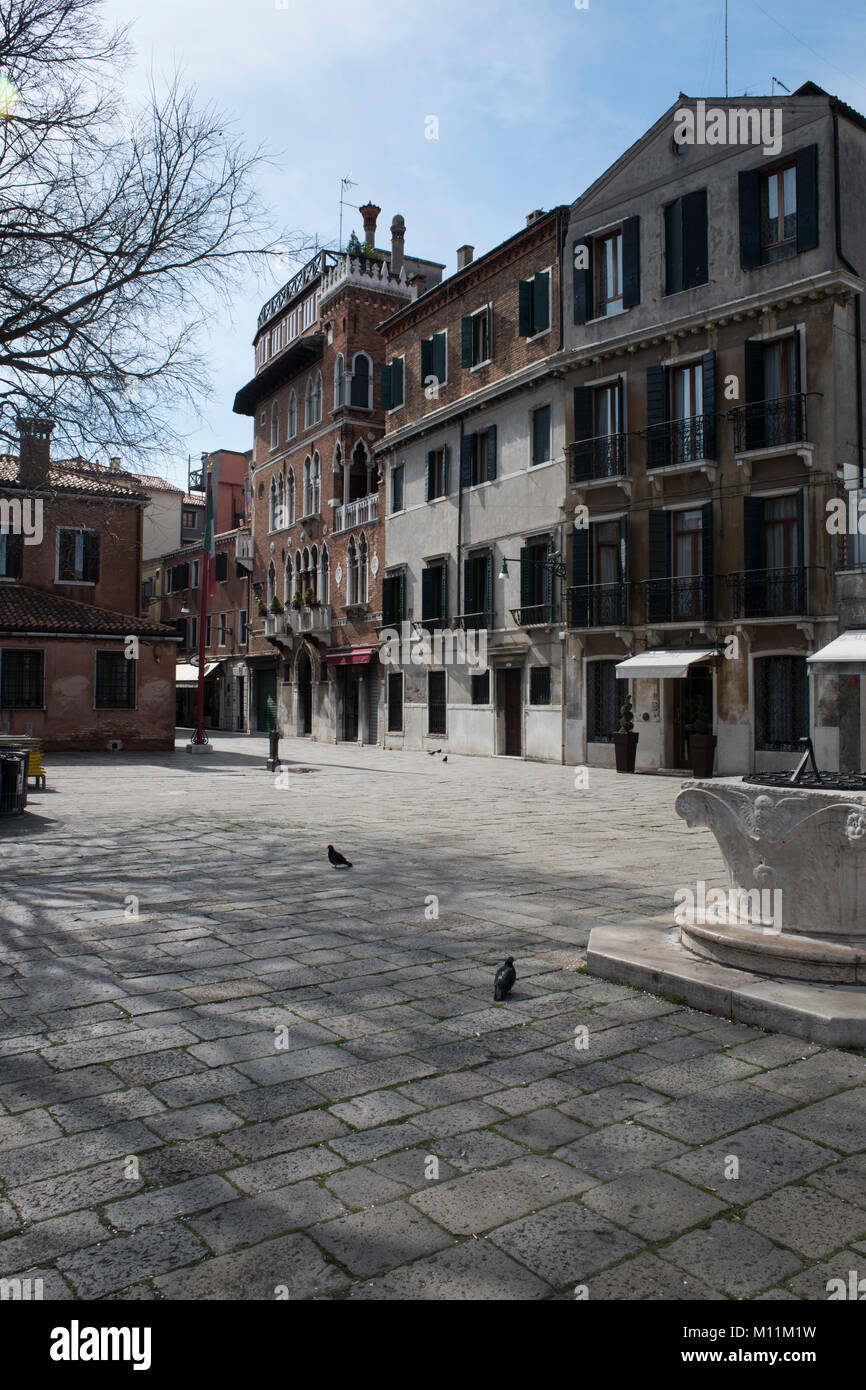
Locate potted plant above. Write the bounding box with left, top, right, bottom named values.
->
left=257, top=597, right=267, bottom=617
left=688, top=699, right=717, bottom=778
left=270, top=595, right=284, bottom=615
left=303, top=587, right=316, bottom=607
left=613, top=692, right=639, bottom=774
left=291, top=592, right=302, bottom=611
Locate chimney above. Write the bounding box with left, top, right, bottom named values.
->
left=526, top=208, right=545, bottom=227
left=109, top=456, right=122, bottom=471
left=408, top=273, right=426, bottom=301
left=390, top=214, right=406, bottom=276
left=18, top=417, right=55, bottom=490
left=359, top=202, right=380, bottom=247
left=457, top=245, right=474, bottom=270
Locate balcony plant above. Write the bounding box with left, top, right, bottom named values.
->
left=303, top=587, right=317, bottom=607
left=256, top=597, right=267, bottom=616
left=688, top=699, right=717, bottom=779
left=614, top=692, right=639, bottom=774
left=269, top=595, right=284, bottom=615
left=291, top=592, right=302, bottom=610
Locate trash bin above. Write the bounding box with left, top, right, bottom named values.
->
left=0, top=751, right=29, bottom=815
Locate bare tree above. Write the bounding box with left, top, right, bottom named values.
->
left=0, top=0, right=309, bottom=464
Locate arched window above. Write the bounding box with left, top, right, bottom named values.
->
left=269, top=477, right=277, bottom=531
left=311, top=452, right=321, bottom=515
left=333, top=443, right=342, bottom=476
left=294, top=550, right=303, bottom=598
left=310, top=545, right=318, bottom=600
left=276, top=472, right=285, bottom=529
left=271, top=402, right=280, bottom=449
left=351, top=353, right=372, bottom=409
left=283, top=554, right=292, bottom=604
left=313, top=371, right=323, bottom=423
left=267, top=561, right=276, bottom=605
left=320, top=544, right=330, bottom=604
left=287, top=392, right=297, bottom=439
left=347, top=536, right=358, bottom=606
left=306, top=372, right=322, bottom=426
left=305, top=377, right=314, bottom=428
left=303, top=456, right=312, bottom=517
left=358, top=531, right=369, bottom=604
left=335, top=355, right=345, bottom=409
left=286, top=469, right=295, bottom=526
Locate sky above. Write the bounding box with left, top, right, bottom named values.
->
left=102, top=0, right=866, bottom=490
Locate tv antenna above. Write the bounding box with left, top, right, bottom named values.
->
left=771, top=76, right=791, bottom=96
left=338, top=175, right=359, bottom=253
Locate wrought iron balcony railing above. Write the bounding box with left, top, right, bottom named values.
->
left=726, top=566, right=808, bottom=619
left=510, top=602, right=559, bottom=627
left=568, top=582, right=630, bottom=629
left=568, top=433, right=627, bottom=484
left=641, top=414, right=716, bottom=470
left=729, top=394, right=808, bottom=452
left=642, top=575, right=714, bottom=623
left=457, top=610, right=494, bottom=631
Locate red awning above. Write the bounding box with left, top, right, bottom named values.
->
left=326, top=646, right=376, bottom=667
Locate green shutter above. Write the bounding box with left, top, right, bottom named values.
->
left=520, top=546, right=533, bottom=608
left=463, top=555, right=476, bottom=618
left=380, top=364, right=392, bottom=412
left=440, top=560, right=448, bottom=622
left=701, top=501, right=714, bottom=619
left=484, top=553, right=493, bottom=627
left=738, top=168, right=762, bottom=269
left=533, top=271, right=550, bottom=332
left=391, top=357, right=404, bottom=407
left=573, top=237, right=593, bottom=324
left=425, top=451, right=433, bottom=502
left=486, top=424, right=497, bottom=481
left=518, top=279, right=533, bottom=337
left=442, top=444, right=449, bottom=496
left=543, top=542, right=554, bottom=622
left=397, top=571, right=405, bottom=623
left=421, top=567, right=435, bottom=622
left=461, top=315, right=473, bottom=368
left=461, top=434, right=474, bottom=487
left=485, top=305, right=493, bottom=357
left=433, top=331, right=447, bottom=385
left=382, top=574, right=396, bottom=626
left=421, top=337, right=432, bottom=381
left=796, top=144, right=819, bottom=253
left=622, top=217, right=640, bottom=309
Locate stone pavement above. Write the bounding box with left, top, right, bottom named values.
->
left=0, top=732, right=864, bottom=1301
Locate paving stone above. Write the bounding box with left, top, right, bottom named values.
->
left=140, top=1138, right=232, bottom=1186
left=223, top=1080, right=329, bottom=1122
left=0, top=1065, right=121, bottom=1113
left=774, top=1090, right=866, bottom=1153
left=328, top=1120, right=430, bottom=1163
left=0, top=1267, right=74, bottom=1299
left=310, top=1200, right=453, bottom=1278
left=559, top=1083, right=668, bottom=1128
left=660, top=1219, right=803, bottom=1296
left=741, top=1184, right=866, bottom=1259
left=410, top=1156, right=594, bottom=1236
left=234, top=1045, right=361, bottom=1085
left=726, top=1035, right=820, bottom=1068
left=226, top=1144, right=346, bottom=1193
left=48, top=1087, right=165, bottom=1133
left=751, top=1051, right=866, bottom=1103
left=640, top=1081, right=793, bottom=1144
left=0, top=1210, right=106, bottom=1273
left=490, top=1199, right=642, bottom=1287
left=482, top=1077, right=581, bottom=1116
left=419, top=1100, right=503, bottom=1138
left=396, top=1073, right=492, bottom=1107
left=555, top=1122, right=684, bottom=1179
left=365, top=1147, right=457, bottom=1190
left=221, top=1109, right=347, bottom=1160
left=635, top=1053, right=760, bottom=1098
left=104, top=1175, right=240, bottom=1231
left=156, top=1232, right=349, bottom=1299
left=0, top=1108, right=63, bottom=1152
left=807, top=1154, right=866, bottom=1209
left=329, top=1090, right=425, bottom=1130
left=495, top=1108, right=589, bottom=1152
left=587, top=1251, right=725, bottom=1301
left=324, top=1166, right=410, bottom=1210
left=664, top=1124, right=833, bottom=1204
left=0, top=1119, right=161, bottom=1185
left=189, top=1181, right=345, bottom=1254
left=143, top=1102, right=245, bottom=1141
left=582, top=1169, right=726, bottom=1241
left=7, top=1158, right=144, bottom=1223
left=348, top=1238, right=550, bottom=1300
left=150, top=1067, right=254, bottom=1108
left=58, top=1221, right=208, bottom=1298
left=431, top=1130, right=526, bottom=1172
left=786, top=1250, right=866, bottom=1300
left=110, top=1050, right=203, bottom=1086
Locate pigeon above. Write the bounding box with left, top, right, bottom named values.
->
left=427, top=749, right=442, bottom=756
left=442, top=756, right=447, bottom=763
left=328, top=844, right=352, bottom=869
left=493, top=957, right=516, bottom=1001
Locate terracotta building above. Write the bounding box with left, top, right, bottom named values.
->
left=0, top=420, right=177, bottom=750
left=233, top=208, right=443, bottom=738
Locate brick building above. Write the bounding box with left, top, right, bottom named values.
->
left=233, top=208, right=442, bottom=738
left=0, top=420, right=177, bottom=750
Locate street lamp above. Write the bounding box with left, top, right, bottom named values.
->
left=498, top=550, right=568, bottom=581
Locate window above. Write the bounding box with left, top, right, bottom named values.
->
left=286, top=469, right=296, bottom=526
left=462, top=306, right=492, bottom=368
left=214, top=552, right=228, bottom=583
left=461, top=426, right=497, bottom=487
left=425, top=447, right=448, bottom=501
left=471, top=670, right=490, bottom=705
left=519, top=271, right=551, bottom=336
left=305, top=372, right=323, bottom=427
left=205, top=614, right=212, bottom=646
left=463, top=550, right=493, bottom=627
left=287, top=393, right=298, bottom=439
left=421, top=330, right=447, bottom=390
left=530, top=666, right=551, bottom=705
left=218, top=613, right=227, bottom=646
left=270, top=402, right=279, bottom=449
left=311, top=453, right=321, bottom=515
left=0, top=531, right=22, bottom=579
left=571, top=380, right=625, bottom=482
left=519, top=539, right=553, bottom=623
left=391, top=464, right=405, bottom=513
left=421, top=560, right=447, bottom=630
left=95, top=651, right=135, bottom=708
left=387, top=672, right=403, bottom=733
left=531, top=405, right=551, bottom=466
left=182, top=509, right=197, bottom=529
left=645, top=352, right=717, bottom=467
left=357, top=533, right=369, bottom=604
left=381, top=571, right=405, bottom=627
left=754, top=655, right=809, bottom=751
left=0, top=649, right=43, bottom=708
left=742, top=335, right=803, bottom=448
left=587, top=661, right=618, bottom=743
left=57, top=529, right=99, bottom=583
left=191, top=559, right=200, bottom=589
left=350, top=353, right=372, bottom=408
left=739, top=147, right=818, bottom=268
left=428, top=670, right=446, bottom=735
left=665, top=191, right=708, bottom=293
left=573, top=217, right=640, bottom=325
left=238, top=609, right=248, bottom=645
left=595, top=230, right=623, bottom=315
left=335, top=355, right=346, bottom=409
left=382, top=357, right=404, bottom=411
left=267, top=561, right=275, bottom=606
left=672, top=360, right=704, bottom=462
left=303, top=457, right=312, bottom=517
left=190, top=615, right=198, bottom=649
left=269, top=478, right=277, bottom=531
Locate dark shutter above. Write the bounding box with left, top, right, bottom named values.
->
left=701, top=349, right=716, bottom=458
left=350, top=355, right=369, bottom=407
left=425, top=451, right=433, bottom=503
left=665, top=201, right=683, bottom=295
left=485, top=307, right=494, bottom=357
left=739, top=168, right=762, bottom=269
left=682, top=189, right=708, bottom=288
left=533, top=271, right=550, bottom=331
left=3, top=531, right=22, bottom=578
left=461, top=433, right=473, bottom=487
left=701, top=501, right=714, bottom=619
left=441, top=444, right=449, bottom=496
left=519, top=546, right=533, bottom=609
left=543, top=543, right=554, bottom=621
left=460, top=316, right=473, bottom=368
left=791, top=327, right=803, bottom=395
left=421, top=567, right=435, bottom=623
left=483, top=552, right=493, bottom=626
left=391, top=356, right=404, bottom=406
left=518, top=279, right=533, bottom=337
left=215, top=552, right=228, bottom=583
left=572, top=237, right=593, bottom=324
left=486, top=424, right=497, bottom=481
left=433, top=332, right=447, bottom=384
left=463, top=555, right=476, bottom=619
left=421, top=337, right=433, bottom=381
left=397, top=571, right=405, bottom=623
left=440, top=561, right=448, bottom=622
left=380, top=364, right=392, bottom=412
left=178, top=560, right=190, bottom=589
left=619, top=514, right=628, bottom=586
left=646, top=365, right=670, bottom=469
left=83, top=532, right=100, bottom=583
left=572, top=384, right=593, bottom=459
left=744, top=339, right=764, bottom=403
left=648, top=509, right=671, bottom=623
left=571, top=526, right=590, bottom=626
left=532, top=407, right=548, bottom=465
left=796, top=488, right=806, bottom=568
left=743, top=495, right=765, bottom=571
left=796, top=144, right=819, bottom=253
left=58, top=529, right=74, bottom=579
left=621, top=216, right=640, bottom=309
left=382, top=574, right=398, bottom=627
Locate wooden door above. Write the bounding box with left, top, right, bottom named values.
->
left=498, top=668, right=522, bottom=757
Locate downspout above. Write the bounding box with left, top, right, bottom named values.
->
left=457, top=419, right=464, bottom=623
left=557, top=205, right=568, bottom=765
left=832, top=104, right=864, bottom=484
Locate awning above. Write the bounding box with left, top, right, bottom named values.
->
left=175, top=661, right=219, bottom=688
left=807, top=630, right=866, bottom=675
left=616, top=647, right=718, bottom=679
left=325, top=646, right=376, bottom=667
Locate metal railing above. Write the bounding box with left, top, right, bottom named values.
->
left=642, top=575, right=714, bottom=623
left=730, top=394, right=808, bottom=452
left=726, top=566, right=808, bottom=619
left=642, top=414, right=715, bottom=469
left=510, top=603, right=559, bottom=627
left=457, top=610, right=494, bottom=631
left=568, top=582, right=630, bottom=628
left=568, top=433, right=627, bottom=484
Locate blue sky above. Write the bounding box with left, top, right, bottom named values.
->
left=104, top=0, right=866, bottom=488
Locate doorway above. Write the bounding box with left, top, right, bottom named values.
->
left=672, top=666, right=713, bottom=769
left=341, top=668, right=360, bottom=742
left=297, top=650, right=312, bottom=736
left=497, top=668, right=523, bottom=757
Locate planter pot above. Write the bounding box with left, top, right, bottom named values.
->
left=614, top=731, right=638, bottom=774
left=689, top=733, right=717, bottom=779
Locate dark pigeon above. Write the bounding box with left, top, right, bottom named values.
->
left=493, top=957, right=516, bottom=1001
left=328, top=844, right=352, bottom=869
left=442, top=756, right=447, bottom=763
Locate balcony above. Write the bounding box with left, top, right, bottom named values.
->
left=569, top=582, right=630, bottom=629
left=457, top=610, right=493, bottom=631
left=642, top=415, right=717, bottom=486
left=642, top=576, right=714, bottom=624
left=568, top=433, right=627, bottom=485
left=726, top=566, right=808, bottom=619
left=510, top=602, right=559, bottom=627
left=730, top=394, right=808, bottom=454
left=333, top=494, right=379, bottom=533
left=264, top=612, right=290, bottom=638
left=290, top=603, right=332, bottom=638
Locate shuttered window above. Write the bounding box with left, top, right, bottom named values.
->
left=665, top=190, right=708, bottom=293
left=391, top=465, right=404, bottom=514
left=421, top=331, right=447, bottom=388
left=427, top=670, right=446, bottom=735
left=57, top=529, right=99, bottom=583
left=0, top=649, right=43, bottom=708
left=532, top=405, right=551, bottom=466
left=461, top=427, right=497, bottom=487
left=529, top=666, right=552, bottom=705
left=95, top=651, right=135, bottom=709
left=387, top=672, right=403, bottom=732
left=0, top=532, right=22, bottom=579
left=739, top=145, right=819, bottom=268
left=519, top=271, right=551, bottom=336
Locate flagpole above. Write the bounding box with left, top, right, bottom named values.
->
left=191, top=461, right=213, bottom=749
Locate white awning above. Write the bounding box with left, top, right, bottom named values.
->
left=175, top=662, right=219, bottom=688
left=807, top=630, right=866, bottom=675
left=616, top=647, right=718, bottom=679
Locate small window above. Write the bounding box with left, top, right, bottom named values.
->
left=529, top=666, right=552, bottom=705
left=182, top=509, right=198, bottom=529
left=421, top=330, right=448, bottom=390
left=190, top=615, right=198, bottom=649
left=531, top=405, right=551, bottom=466
left=665, top=191, right=708, bottom=294
left=57, top=529, right=99, bottom=583
left=205, top=615, right=212, bottom=646
left=191, top=559, right=200, bottom=589
left=761, top=164, right=797, bottom=263
left=384, top=356, right=405, bottom=410
left=0, top=532, right=22, bottom=579
left=391, top=464, right=405, bottom=514
left=469, top=306, right=491, bottom=366
left=519, top=271, right=552, bottom=336
left=428, top=670, right=446, bottom=735
left=426, top=447, right=448, bottom=501
left=0, top=649, right=43, bottom=708
left=239, top=609, right=248, bottom=645
left=218, top=613, right=227, bottom=647
left=595, top=232, right=623, bottom=316
left=471, top=670, right=490, bottom=705
left=588, top=660, right=618, bottom=743
left=95, top=651, right=135, bottom=709
left=388, top=672, right=404, bottom=733
left=270, top=402, right=280, bottom=449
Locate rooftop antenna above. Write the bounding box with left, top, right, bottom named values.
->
left=338, top=175, right=358, bottom=253
left=771, top=76, right=791, bottom=96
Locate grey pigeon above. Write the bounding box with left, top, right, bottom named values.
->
left=328, top=844, right=352, bottom=869
left=493, top=957, right=516, bottom=1001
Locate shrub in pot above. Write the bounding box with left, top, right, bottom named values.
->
left=614, top=692, right=639, bottom=774
left=269, top=595, right=284, bottom=615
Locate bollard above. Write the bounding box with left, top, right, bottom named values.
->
left=267, top=730, right=280, bottom=772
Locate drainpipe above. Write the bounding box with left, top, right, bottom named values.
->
left=456, top=418, right=464, bottom=622
left=832, top=105, right=864, bottom=485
